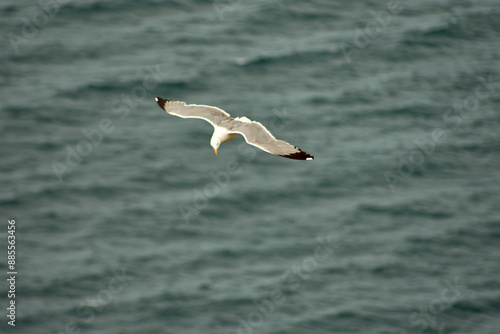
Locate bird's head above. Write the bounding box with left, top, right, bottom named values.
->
left=210, top=138, right=220, bottom=156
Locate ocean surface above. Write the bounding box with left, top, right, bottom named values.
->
left=1, top=0, right=500, bottom=333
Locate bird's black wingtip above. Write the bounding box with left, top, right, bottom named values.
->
left=155, top=97, right=166, bottom=109
left=155, top=97, right=177, bottom=109
left=281, top=149, right=314, bottom=161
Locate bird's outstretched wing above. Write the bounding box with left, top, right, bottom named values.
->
left=228, top=119, right=314, bottom=160
left=155, top=97, right=231, bottom=127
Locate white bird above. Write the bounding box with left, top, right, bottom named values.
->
left=155, top=97, right=314, bottom=160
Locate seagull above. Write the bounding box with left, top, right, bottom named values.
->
left=155, top=97, right=314, bottom=160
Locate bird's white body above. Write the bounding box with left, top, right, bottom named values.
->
left=210, top=116, right=252, bottom=148
left=211, top=126, right=239, bottom=148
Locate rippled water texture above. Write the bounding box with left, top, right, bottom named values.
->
left=1, top=0, right=500, bottom=333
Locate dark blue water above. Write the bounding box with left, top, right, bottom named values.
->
left=1, top=0, right=500, bottom=333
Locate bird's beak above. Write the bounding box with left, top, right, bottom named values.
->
left=214, top=148, right=218, bottom=156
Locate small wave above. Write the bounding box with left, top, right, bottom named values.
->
left=234, top=47, right=340, bottom=68
left=400, top=9, right=499, bottom=49
left=0, top=3, right=18, bottom=15
left=356, top=202, right=454, bottom=219
left=54, top=76, right=195, bottom=98
left=452, top=296, right=500, bottom=314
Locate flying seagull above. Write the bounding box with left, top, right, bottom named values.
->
left=155, top=97, right=314, bottom=160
